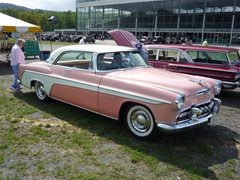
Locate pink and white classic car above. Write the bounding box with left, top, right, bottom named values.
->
left=19, top=45, right=221, bottom=139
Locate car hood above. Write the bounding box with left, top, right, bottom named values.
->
left=104, top=67, right=212, bottom=96
left=108, top=29, right=145, bottom=49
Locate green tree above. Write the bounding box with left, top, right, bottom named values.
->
left=0, top=9, right=76, bottom=31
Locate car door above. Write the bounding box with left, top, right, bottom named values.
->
left=50, top=51, right=101, bottom=112
left=149, top=48, right=182, bottom=72
left=166, top=50, right=194, bottom=74
left=179, top=50, right=235, bottom=82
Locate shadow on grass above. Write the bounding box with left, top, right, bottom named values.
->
left=0, top=64, right=12, bottom=75
left=218, top=89, right=240, bottom=109
left=14, top=91, right=240, bottom=179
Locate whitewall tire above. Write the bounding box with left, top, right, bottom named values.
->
left=35, top=81, right=49, bottom=101
left=125, top=104, right=157, bottom=139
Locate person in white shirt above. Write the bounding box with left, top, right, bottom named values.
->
left=10, top=38, right=25, bottom=91
left=79, top=36, right=86, bottom=45
left=202, top=39, right=208, bottom=46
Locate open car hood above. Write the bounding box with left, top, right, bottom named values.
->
left=108, top=29, right=146, bottom=50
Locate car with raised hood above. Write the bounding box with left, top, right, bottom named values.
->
left=19, top=44, right=221, bottom=139
left=108, top=29, right=240, bottom=90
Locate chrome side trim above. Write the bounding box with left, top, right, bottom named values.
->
left=22, top=70, right=171, bottom=105
left=99, top=86, right=171, bottom=105
left=171, top=64, right=236, bottom=73
left=21, top=70, right=98, bottom=94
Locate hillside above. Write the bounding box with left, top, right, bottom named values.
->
left=0, top=3, right=31, bottom=11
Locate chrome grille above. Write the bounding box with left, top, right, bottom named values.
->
left=177, top=100, right=215, bottom=122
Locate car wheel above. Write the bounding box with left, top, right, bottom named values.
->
left=35, top=81, right=49, bottom=101
left=125, top=104, right=156, bottom=139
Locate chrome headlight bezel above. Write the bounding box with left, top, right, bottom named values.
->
left=214, top=81, right=222, bottom=95
left=235, top=73, right=240, bottom=80
left=175, top=95, right=185, bottom=111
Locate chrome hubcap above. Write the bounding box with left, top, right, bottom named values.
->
left=130, top=109, right=151, bottom=133
left=37, top=83, right=46, bottom=99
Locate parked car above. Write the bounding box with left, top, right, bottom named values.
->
left=85, top=36, right=95, bottom=43
left=108, top=29, right=240, bottom=90
left=146, top=44, right=240, bottom=89
left=19, top=45, right=221, bottom=139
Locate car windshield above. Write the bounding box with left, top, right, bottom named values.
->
left=97, top=51, right=148, bottom=70
left=186, top=50, right=229, bottom=65
left=227, top=51, right=240, bottom=65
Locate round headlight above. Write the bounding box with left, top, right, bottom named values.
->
left=175, top=95, right=185, bottom=110
left=215, top=81, right=222, bottom=95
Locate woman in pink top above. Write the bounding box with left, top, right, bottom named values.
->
left=10, top=38, right=25, bottom=91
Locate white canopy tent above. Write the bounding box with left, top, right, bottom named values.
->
left=0, top=12, right=43, bottom=62
left=0, top=12, right=42, bottom=33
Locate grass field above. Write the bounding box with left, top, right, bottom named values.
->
left=0, top=61, right=240, bottom=179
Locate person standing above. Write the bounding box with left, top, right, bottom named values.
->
left=135, top=42, right=149, bottom=64
left=226, top=37, right=230, bottom=47
left=202, top=39, right=208, bottom=46
left=10, top=38, right=25, bottom=91
left=79, top=36, right=86, bottom=45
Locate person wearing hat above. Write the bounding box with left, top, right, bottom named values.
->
left=135, top=42, right=149, bottom=64
left=10, top=38, right=25, bottom=91
left=79, top=36, right=86, bottom=45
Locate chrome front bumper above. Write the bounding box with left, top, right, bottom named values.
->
left=157, top=98, right=221, bottom=132
left=222, top=81, right=240, bottom=89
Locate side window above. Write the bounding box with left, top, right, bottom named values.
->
left=187, top=51, right=198, bottom=60
left=97, top=53, right=114, bottom=70
left=187, top=50, right=228, bottom=64
left=97, top=51, right=146, bottom=71
left=158, top=50, right=178, bottom=62
left=179, top=52, right=189, bottom=63
left=207, top=52, right=228, bottom=64
left=148, top=49, right=157, bottom=60
left=55, top=51, right=93, bottom=70
left=187, top=51, right=208, bottom=63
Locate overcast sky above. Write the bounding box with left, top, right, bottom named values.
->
left=0, top=0, right=75, bottom=12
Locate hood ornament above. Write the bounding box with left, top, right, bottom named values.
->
left=189, top=79, right=205, bottom=86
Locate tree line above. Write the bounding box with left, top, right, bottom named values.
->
left=1, top=9, right=76, bottom=31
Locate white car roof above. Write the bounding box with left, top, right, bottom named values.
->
left=60, top=44, right=134, bottom=53
left=47, top=44, right=135, bottom=62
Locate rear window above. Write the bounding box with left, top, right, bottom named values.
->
left=186, top=50, right=228, bottom=65
left=228, top=51, right=240, bottom=65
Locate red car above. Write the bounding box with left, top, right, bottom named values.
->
left=146, top=44, right=240, bottom=90
left=109, top=29, right=240, bottom=90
